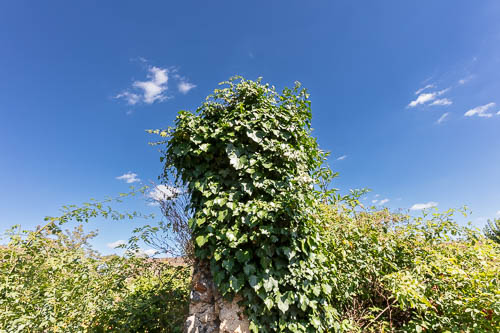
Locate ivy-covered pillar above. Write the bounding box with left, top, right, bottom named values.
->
left=160, top=77, right=335, bottom=332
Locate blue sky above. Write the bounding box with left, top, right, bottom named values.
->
left=1, top=0, right=499, bottom=254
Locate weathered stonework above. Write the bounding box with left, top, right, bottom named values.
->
left=184, top=260, right=250, bottom=333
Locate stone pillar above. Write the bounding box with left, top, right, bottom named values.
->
left=184, top=260, right=250, bottom=333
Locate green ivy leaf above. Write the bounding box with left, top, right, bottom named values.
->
left=243, top=263, right=256, bottom=276
left=195, top=235, right=208, bottom=247
left=277, top=297, right=289, bottom=313
left=222, top=258, right=235, bottom=272
left=236, top=250, right=251, bottom=263
left=229, top=275, right=244, bottom=292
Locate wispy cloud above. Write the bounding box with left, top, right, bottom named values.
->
left=135, top=66, right=169, bottom=104
left=116, top=172, right=140, bottom=183
left=415, top=84, right=435, bottom=95
left=436, top=112, right=449, bottom=124
left=410, top=202, right=438, bottom=210
left=496, top=210, right=500, bottom=216
left=408, top=88, right=450, bottom=108
left=497, top=110, right=500, bottom=116
left=148, top=185, right=180, bottom=203
left=115, top=91, right=140, bottom=105
left=408, top=93, right=435, bottom=108
left=133, top=248, right=158, bottom=257
left=431, top=98, right=452, bottom=106
left=108, top=238, right=156, bottom=257
left=458, top=75, right=474, bottom=85
left=378, top=198, right=389, bottom=205
left=116, top=66, right=169, bottom=105
left=464, top=102, right=496, bottom=118
left=116, top=61, right=196, bottom=106
left=178, top=81, right=196, bottom=94
left=337, top=155, right=347, bottom=161
left=107, top=240, right=126, bottom=248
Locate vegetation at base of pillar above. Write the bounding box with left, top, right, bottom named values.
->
left=159, top=77, right=337, bottom=332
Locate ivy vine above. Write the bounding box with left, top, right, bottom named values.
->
left=159, top=77, right=336, bottom=332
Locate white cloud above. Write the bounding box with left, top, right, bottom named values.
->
left=372, top=200, right=378, bottom=204
left=408, top=88, right=449, bottom=108
left=415, top=84, right=435, bottom=95
left=116, top=65, right=169, bottom=105
left=107, top=240, right=126, bottom=248
left=116, top=61, right=197, bottom=106
left=436, top=112, right=449, bottom=124
left=143, top=249, right=157, bottom=256
left=458, top=75, right=473, bottom=85
left=178, top=81, right=196, bottom=94
left=497, top=110, right=500, bottom=116
left=148, top=185, right=180, bottom=203
left=116, top=172, right=140, bottom=183
left=115, top=91, right=140, bottom=105
left=374, top=194, right=380, bottom=198
left=378, top=198, right=389, bottom=205
left=496, top=210, right=500, bottom=216
left=464, top=102, right=496, bottom=118
left=133, top=66, right=169, bottom=104
left=337, top=155, right=347, bottom=161
left=136, top=248, right=158, bottom=256
left=431, top=98, right=452, bottom=106
left=410, top=202, right=438, bottom=210
left=408, top=93, right=435, bottom=108
left=126, top=248, right=158, bottom=257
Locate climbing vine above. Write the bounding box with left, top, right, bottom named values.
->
left=158, top=77, right=336, bottom=332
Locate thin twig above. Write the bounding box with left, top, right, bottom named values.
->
left=363, top=299, right=398, bottom=330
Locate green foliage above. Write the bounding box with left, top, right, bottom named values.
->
left=160, top=77, right=336, bottom=332
left=484, top=218, right=500, bottom=244
left=2, top=76, right=496, bottom=332
left=95, top=262, right=190, bottom=332
left=321, top=205, right=500, bottom=332
left=0, top=193, right=190, bottom=333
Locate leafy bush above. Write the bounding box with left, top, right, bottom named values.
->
left=321, top=205, right=500, bottom=332
left=0, top=221, right=190, bottom=332
left=95, top=261, right=190, bottom=332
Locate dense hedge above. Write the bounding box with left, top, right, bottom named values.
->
left=1, top=204, right=498, bottom=332
left=321, top=205, right=499, bottom=331
left=0, top=223, right=190, bottom=333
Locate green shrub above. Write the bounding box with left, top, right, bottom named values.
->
left=99, top=263, right=190, bottom=332
left=321, top=205, right=500, bottom=332
left=0, top=223, right=190, bottom=333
